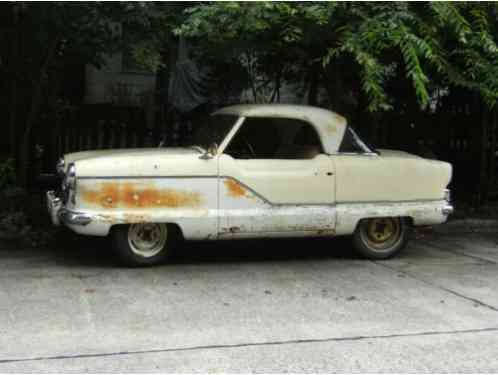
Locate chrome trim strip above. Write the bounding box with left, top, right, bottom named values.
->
left=337, top=198, right=447, bottom=204
left=217, top=116, right=246, bottom=155
left=329, top=152, right=379, bottom=157
left=77, top=175, right=218, bottom=180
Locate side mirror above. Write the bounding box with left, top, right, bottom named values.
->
left=199, top=143, right=218, bottom=160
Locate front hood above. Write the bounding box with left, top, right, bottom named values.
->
left=64, top=147, right=199, bottom=166
left=63, top=147, right=208, bottom=177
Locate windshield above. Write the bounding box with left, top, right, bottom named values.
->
left=187, top=114, right=238, bottom=151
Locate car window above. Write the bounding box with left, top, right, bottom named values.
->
left=339, top=127, right=374, bottom=154
left=224, top=117, right=324, bottom=160
left=188, top=114, right=238, bottom=151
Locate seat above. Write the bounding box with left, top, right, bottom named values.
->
left=292, top=125, right=322, bottom=159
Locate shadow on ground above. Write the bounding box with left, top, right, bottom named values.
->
left=0, top=227, right=362, bottom=268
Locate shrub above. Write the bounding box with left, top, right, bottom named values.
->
left=0, top=158, right=16, bottom=192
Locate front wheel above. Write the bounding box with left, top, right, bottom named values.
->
left=352, top=217, right=410, bottom=260
left=111, top=223, right=176, bottom=267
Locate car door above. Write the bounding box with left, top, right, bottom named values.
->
left=218, top=117, right=336, bottom=237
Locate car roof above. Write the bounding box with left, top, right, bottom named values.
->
left=213, top=104, right=347, bottom=154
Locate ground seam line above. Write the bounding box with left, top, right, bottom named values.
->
left=418, top=239, right=497, bottom=265
left=1, top=327, right=498, bottom=365
left=373, top=261, right=498, bottom=312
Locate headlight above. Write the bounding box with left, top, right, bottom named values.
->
left=61, top=163, right=77, bottom=205
left=66, top=163, right=76, bottom=189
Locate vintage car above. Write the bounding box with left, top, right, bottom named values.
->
left=47, top=104, right=453, bottom=266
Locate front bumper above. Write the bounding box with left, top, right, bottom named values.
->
left=46, top=190, right=92, bottom=226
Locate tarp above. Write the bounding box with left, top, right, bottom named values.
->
left=168, top=38, right=210, bottom=113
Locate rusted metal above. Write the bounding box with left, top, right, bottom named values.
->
left=81, top=182, right=203, bottom=209
left=223, top=179, right=248, bottom=198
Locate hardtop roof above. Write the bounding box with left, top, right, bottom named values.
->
left=213, top=104, right=347, bottom=153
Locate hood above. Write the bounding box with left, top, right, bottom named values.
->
left=64, top=147, right=199, bottom=167
left=66, top=147, right=212, bottom=178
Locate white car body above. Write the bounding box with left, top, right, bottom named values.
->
left=47, top=104, right=453, bottom=243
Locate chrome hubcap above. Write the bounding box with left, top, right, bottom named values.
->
left=128, top=223, right=167, bottom=258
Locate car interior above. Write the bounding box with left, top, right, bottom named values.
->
left=224, top=117, right=325, bottom=160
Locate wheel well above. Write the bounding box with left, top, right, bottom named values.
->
left=109, top=222, right=184, bottom=241
left=404, top=216, right=414, bottom=227
left=167, top=223, right=184, bottom=242
left=354, top=216, right=413, bottom=232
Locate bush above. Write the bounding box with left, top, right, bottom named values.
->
left=0, top=158, right=16, bottom=192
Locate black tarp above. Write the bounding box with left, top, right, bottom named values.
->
left=168, top=38, right=210, bottom=113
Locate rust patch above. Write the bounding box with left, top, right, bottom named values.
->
left=224, top=179, right=248, bottom=198
left=82, top=182, right=202, bottom=209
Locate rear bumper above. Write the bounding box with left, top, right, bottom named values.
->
left=442, top=204, right=454, bottom=216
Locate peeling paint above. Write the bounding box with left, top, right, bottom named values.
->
left=316, top=228, right=336, bottom=236
left=82, top=182, right=203, bottom=209
left=122, top=213, right=151, bottom=223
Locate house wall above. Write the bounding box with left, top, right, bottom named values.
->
left=84, top=53, right=156, bottom=107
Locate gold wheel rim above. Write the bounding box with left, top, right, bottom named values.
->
left=365, top=218, right=401, bottom=247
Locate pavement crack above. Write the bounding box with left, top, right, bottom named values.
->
left=373, top=261, right=498, bottom=313
left=1, top=327, right=498, bottom=365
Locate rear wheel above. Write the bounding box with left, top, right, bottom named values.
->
left=352, top=217, right=410, bottom=259
left=111, top=223, right=176, bottom=266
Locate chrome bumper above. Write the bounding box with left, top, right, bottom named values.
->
left=442, top=189, right=454, bottom=216
left=46, top=190, right=62, bottom=226
left=46, top=190, right=92, bottom=226
left=442, top=204, right=454, bottom=216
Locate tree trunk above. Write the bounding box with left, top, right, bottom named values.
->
left=8, top=4, right=20, bottom=158
left=17, top=38, right=59, bottom=187
left=307, top=65, right=319, bottom=106
left=475, top=102, right=489, bottom=207
left=269, top=67, right=282, bottom=103
left=244, top=52, right=258, bottom=103
left=487, top=107, right=497, bottom=199
left=162, top=40, right=177, bottom=146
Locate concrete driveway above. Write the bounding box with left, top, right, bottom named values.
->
left=1, top=228, right=498, bottom=372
